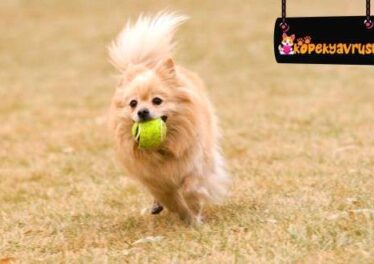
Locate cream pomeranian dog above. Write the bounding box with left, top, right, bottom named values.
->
left=108, top=12, right=229, bottom=224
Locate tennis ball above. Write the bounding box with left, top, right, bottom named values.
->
left=132, top=118, right=167, bottom=150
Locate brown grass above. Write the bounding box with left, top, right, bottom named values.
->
left=1, top=0, right=374, bottom=263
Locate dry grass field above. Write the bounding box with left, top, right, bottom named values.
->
left=1, top=0, right=374, bottom=263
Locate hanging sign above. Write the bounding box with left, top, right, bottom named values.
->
left=274, top=1, right=374, bottom=65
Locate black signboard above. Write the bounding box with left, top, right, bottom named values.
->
left=274, top=1, right=374, bottom=65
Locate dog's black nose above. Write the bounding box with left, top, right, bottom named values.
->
left=137, top=108, right=151, bottom=121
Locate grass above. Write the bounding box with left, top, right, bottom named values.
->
left=1, top=0, right=374, bottom=263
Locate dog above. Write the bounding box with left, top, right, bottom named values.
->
left=108, top=12, right=229, bottom=224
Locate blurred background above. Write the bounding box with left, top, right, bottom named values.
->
left=1, top=0, right=373, bottom=262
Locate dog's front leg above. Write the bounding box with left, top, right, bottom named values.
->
left=148, top=188, right=194, bottom=224
left=159, top=191, right=195, bottom=224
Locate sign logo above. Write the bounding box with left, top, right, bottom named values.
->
left=278, top=33, right=295, bottom=55
left=279, top=32, right=374, bottom=56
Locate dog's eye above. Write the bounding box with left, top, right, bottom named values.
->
left=129, top=100, right=137, bottom=108
left=152, top=97, right=163, bottom=105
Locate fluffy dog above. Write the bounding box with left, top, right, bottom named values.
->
left=108, top=12, right=229, bottom=224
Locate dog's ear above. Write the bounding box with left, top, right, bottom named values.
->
left=156, top=58, right=176, bottom=81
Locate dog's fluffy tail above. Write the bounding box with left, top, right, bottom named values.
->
left=109, top=12, right=188, bottom=71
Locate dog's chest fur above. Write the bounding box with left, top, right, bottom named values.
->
left=117, top=142, right=203, bottom=191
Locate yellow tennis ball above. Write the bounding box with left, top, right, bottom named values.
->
left=132, top=118, right=167, bottom=149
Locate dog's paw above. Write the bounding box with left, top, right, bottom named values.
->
left=193, top=215, right=204, bottom=226
left=151, top=202, right=163, bottom=215
left=179, top=213, right=204, bottom=226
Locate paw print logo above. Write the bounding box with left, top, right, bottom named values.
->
left=297, top=38, right=304, bottom=46
left=304, top=36, right=312, bottom=44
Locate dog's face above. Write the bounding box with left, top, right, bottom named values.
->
left=111, top=59, right=189, bottom=140
left=114, top=70, right=170, bottom=123
left=110, top=58, right=198, bottom=156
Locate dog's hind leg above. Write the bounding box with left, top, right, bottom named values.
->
left=183, top=190, right=205, bottom=224
left=182, top=177, right=209, bottom=224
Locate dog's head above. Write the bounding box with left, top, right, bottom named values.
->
left=113, top=60, right=176, bottom=123
left=110, top=58, right=196, bottom=153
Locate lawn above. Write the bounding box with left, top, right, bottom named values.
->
left=1, top=0, right=374, bottom=263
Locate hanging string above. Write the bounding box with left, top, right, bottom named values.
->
left=280, top=0, right=372, bottom=30
left=367, top=0, right=371, bottom=19
left=280, top=0, right=289, bottom=32
left=365, top=0, right=373, bottom=29
left=282, top=0, right=286, bottom=23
